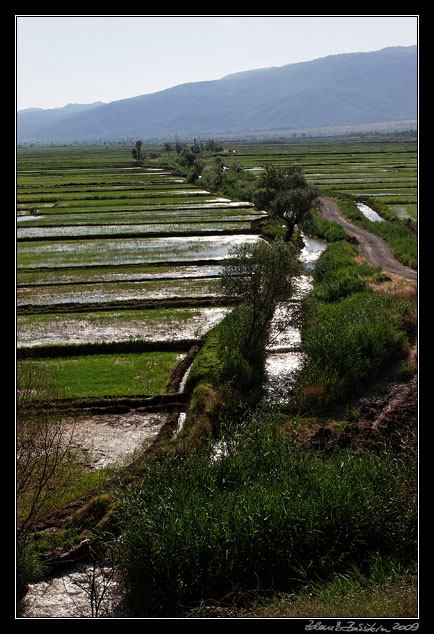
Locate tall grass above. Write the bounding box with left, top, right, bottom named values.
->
left=301, top=209, right=348, bottom=242
left=292, top=241, right=411, bottom=412
left=117, top=408, right=416, bottom=616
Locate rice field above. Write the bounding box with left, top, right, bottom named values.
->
left=222, top=134, right=417, bottom=220
left=16, top=144, right=263, bottom=412
left=20, top=351, right=184, bottom=398
left=17, top=306, right=230, bottom=348
left=16, top=135, right=417, bottom=405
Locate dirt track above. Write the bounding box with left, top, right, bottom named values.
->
left=319, top=197, right=417, bottom=281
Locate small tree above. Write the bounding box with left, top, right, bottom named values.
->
left=186, top=158, right=205, bottom=184
left=17, top=361, right=82, bottom=595
left=175, top=135, right=183, bottom=155
left=131, top=140, right=145, bottom=165
left=17, top=362, right=80, bottom=535
left=66, top=538, right=122, bottom=618
left=214, top=156, right=225, bottom=183
left=219, top=239, right=301, bottom=370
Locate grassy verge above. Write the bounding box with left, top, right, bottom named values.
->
left=235, top=566, right=417, bottom=618
left=170, top=307, right=263, bottom=448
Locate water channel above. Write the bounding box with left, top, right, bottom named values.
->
left=264, top=234, right=327, bottom=401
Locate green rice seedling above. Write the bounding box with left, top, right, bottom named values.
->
left=19, top=351, right=183, bottom=398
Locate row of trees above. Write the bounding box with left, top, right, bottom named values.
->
left=131, top=138, right=319, bottom=244
left=201, top=157, right=319, bottom=242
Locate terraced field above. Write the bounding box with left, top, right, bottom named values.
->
left=16, top=145, right=266, bottom=470
left=222, top=135, right=417, bottom=221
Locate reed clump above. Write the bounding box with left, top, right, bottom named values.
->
left=117, top=407, right=416, bottom=617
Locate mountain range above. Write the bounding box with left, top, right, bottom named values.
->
left=17, top=45, right=417, bottom=143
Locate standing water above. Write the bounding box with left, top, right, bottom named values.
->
left=355, top=202, right=385, bottom=222
left=264, top=234, right=327, bottom=401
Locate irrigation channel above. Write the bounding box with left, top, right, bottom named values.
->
left=18, top=233, right=327, bottom=618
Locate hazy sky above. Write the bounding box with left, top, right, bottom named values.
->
left=16, top=15, right=418, bottom=111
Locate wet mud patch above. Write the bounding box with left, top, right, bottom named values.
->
left=70, top=411, right=166, bottom=470
left=19, top=562, right=125, bottom=618
left=17, top=306, right=230, bottom=347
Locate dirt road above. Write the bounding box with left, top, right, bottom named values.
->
left=319, top=197, right=417, bottom=281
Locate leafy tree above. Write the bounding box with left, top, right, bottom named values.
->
left=214, top=156, right=225, bottom=183
left=179, top=148, right=197, bottom=168
left=253, top=164, right=319, bottom=241
left=131, top=140, right=145, bottom=165
left=219, top=239, right=301, bottom=367
left=205, top=139, right=223, bottom=153
left=191, top=138, right=202, bottom=154
left=186, top=159, right=205, bottom=184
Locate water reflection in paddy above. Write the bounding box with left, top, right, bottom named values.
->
left=264, top=234, right=327, bottom=400
left=17, top=234, right=260, bottom=269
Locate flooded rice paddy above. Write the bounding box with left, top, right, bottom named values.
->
left=17, top=306, right=230, bottom=347
left=17, top=277, right=221, bottom=306
left=17, top=234, right=260, bottom=269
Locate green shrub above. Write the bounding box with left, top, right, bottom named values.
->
left=220, top=348, right=254, bottom=390
left=16, top=537, right=46, bottom=599
left=290, top=240, right=412, bottom=413
left=301, top=210, right=348, bottom=242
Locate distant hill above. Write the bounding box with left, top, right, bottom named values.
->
left=17, top=46, right=417, bottom=143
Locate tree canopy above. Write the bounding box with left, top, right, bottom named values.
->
left=253, top=164, right=319, bottom=241
left=131, top=140, right=145, bottom=165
